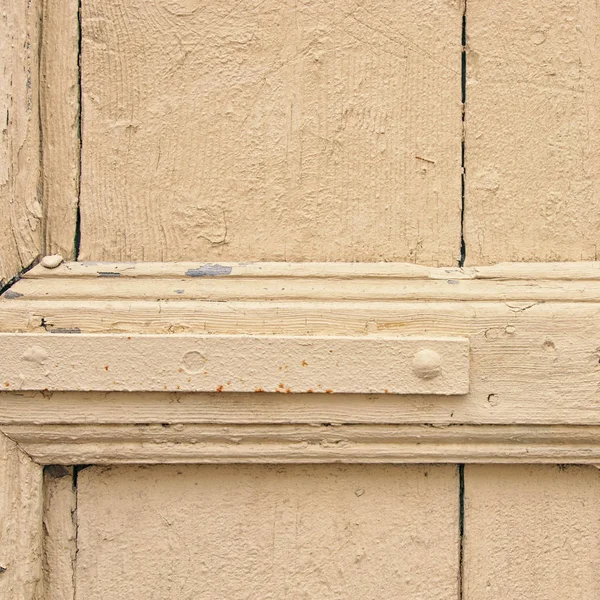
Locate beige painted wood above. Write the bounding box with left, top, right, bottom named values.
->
left=11, top=274, right=600, bottom=301
left=80, top=0, right=463, bottom=264
left=0, top=0, right=42, bottom=287
left=7, top=423, right=600, bottom=465
left=3, top=285, right=600, bottom=425
left=0, top=333, right=470, bottom=395
left=465, top=0, right=600, bottom=264
left=464, top=465, right=600, bottom=599
left=75, top=464, right=459, bottom=599
left=23, top=260, right=600, bottom=280
left=42, top=466, right=76, bottom=600
left=40, top=0, right=80, bottom=259
left=0, top=431, right=43, bottom=599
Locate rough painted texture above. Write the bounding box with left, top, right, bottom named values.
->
left=0, top=0, right=42, bottom=287
left=4, top=263, right=600, bottom=425
left=465, top=0, right=600, bottom=264
left=0, top=333, right=469, bottom=395
left=42, top=467, right=76, bottom=600
left=76, top=464, right=459, bottom=599
left=464, top=465, right=600, bottom=599
left=0, top=431, right=43, bottom=600
left=40, top=0, right=80, bottom=259
left=80, top=0, right=463, bottom=264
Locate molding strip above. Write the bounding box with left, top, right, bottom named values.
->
left=4, top=423, right=600, bottom=465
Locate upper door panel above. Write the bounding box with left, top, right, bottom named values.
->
left=79, top=0, right=463, bottom=263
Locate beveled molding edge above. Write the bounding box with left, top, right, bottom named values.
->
left=3, top=423, right=600, bottom=465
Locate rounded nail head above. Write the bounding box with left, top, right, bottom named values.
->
left=412, top=349, right=442, bottom=380
left=41, top=254, right=64, bottom=269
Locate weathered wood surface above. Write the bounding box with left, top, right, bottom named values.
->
left=40, top=0, right=80, bottom=259
left=0, top=431, right=43, bottom=599
left=23, top=260, right=600, bottom=280
left=10, top=275, right=600, bottom=301
left=80, top=0, right=463, bottom=264
left=75, top=464, right=459, bottom=599
left=42, top=466, right=76, bottom=600
left=7, top=423, right=600, bottom=465
left=465, top=0, right=600, bottom=264
left=464, top=465, right=600, bottom=599
left=0, top=0, right=42, bottom=287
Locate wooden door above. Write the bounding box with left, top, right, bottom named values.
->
left=1, top=0, right=600, bottom=598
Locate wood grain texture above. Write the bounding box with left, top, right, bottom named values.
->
left=0, top=0, right=42, bottom=287
left=0, top=431, right=43, bottom=599
left=465, top=0, right=600, bottom=264
left=80, top=0, right=463, bottom=264
left=42, top=467, right=76, bottom=600
left=75, top=464, right=459, bottom=599
left=40, top=0, right=80, bottom=259
left=464, top=465, right=600, bottom=599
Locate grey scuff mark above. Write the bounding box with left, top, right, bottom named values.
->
left=49, top=327, right=82, bottom=334
left=186, top=264, right=233, bottom=277
left=174, top=289, right=185, bottom=294
left=3, top=290, right=24, bottom=299
left=97, top=272, right=121, bottom=277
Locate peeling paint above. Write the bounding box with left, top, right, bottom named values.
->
left=185, top=264, right=233, bottom=277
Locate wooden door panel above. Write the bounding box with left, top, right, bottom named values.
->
left=80, top=0, right=463, bottom=264
left=464, top=465, right=600, bottom=599
left=75, top=464, right=459, bottom=599
left=465, top=0, right=600, bottom=264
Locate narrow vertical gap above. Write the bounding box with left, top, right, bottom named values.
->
left=71, top=465, right=90, bottom=599
left=74, top=0, right=83, bottom=261
left=459, top=1, right=467, bottom=267
left=458, top=464, right=465, bottom=600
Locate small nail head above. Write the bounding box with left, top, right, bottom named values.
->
left=412, top=349, right=442, bottom=380
left=41, top=255, right=64, bottom=269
